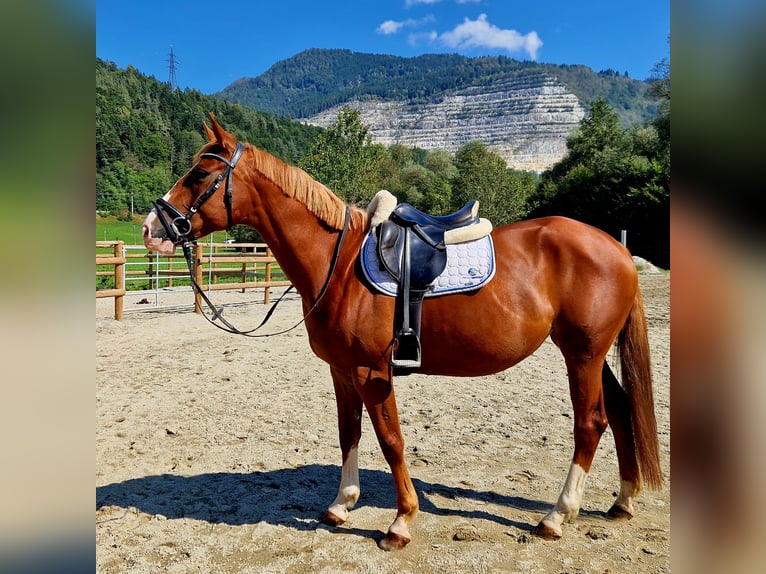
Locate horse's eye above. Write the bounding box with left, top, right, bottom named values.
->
left=188, top=168, right=209, bottom=183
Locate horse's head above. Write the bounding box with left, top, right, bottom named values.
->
left=142, top=113, right=247, bottom=254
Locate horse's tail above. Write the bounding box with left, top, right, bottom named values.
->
left=617, top=288, right=663, bottom=490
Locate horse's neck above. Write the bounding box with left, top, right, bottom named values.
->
left=250, top=184, right=345, bottom=305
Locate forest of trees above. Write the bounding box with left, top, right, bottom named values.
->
left=289, top=107, right=538, bottom=227
left=528, top=99, right=669, bottom=265
left=96, top=58, right=323, bottom=216
left=96, top=56, right=669, bottom=266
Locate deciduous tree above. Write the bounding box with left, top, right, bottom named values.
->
left=452, top=141, right=532, bottom=226
left=298, top=107, right=384, bottom=206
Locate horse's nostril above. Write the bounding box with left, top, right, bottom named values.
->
left=142, top=212, right=169, bottom=241
left=141, top=223, right=160, bottom=240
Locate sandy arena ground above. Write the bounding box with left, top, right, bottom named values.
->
left=97, top=273, right=669, bottom=573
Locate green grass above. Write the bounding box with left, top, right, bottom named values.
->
left=96, top=214, right=231, bottom=245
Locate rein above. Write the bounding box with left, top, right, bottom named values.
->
left=152, top=141, right=351, bottom=337
left=181, top=206, right=350, bottom=338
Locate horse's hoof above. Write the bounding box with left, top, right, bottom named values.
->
left=319, top=510, right=346, bottom=527
left=378, top=531, right=411, bottom=551
left=531, top=521, right=562, bottom=541
left=606, top=504, right=634, bottom=521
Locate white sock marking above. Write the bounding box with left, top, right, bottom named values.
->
left=326, top=447, right=360, bottom=521
left=540, top=463, right=588, bottom=536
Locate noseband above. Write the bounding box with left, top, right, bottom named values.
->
left=153, top=142, right=245, bottom=245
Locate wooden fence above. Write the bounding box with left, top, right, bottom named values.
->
left=96, top=241, right=291, bottom=320
left=96, top=241, right=126, bottom=320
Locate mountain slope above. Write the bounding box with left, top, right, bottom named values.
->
left=217, top=49, right=656, bottom=170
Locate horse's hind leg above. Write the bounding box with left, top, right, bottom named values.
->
left=602, top=362, right=641, bottom=520
left=533, top=354, right=609, bottom=540
left=321, top=367, right=363, bottom=526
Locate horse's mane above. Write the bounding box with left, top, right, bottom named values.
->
left=247, top=145, right=366, bottom=231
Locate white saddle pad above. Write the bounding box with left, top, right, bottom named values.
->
left=360, top=230, right=496, bottom=298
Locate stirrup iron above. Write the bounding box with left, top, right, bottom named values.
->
left=391, top=328, right=422, bottom=369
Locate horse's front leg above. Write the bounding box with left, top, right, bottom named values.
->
left=321, top=367, right=363, bottom=526
left=355, top=367, right=418, bottom=551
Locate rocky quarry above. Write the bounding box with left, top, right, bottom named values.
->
left=305, top=74, right=586, bottom=172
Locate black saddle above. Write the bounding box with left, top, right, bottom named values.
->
left=378, top=201, right=479, bottom=287
left=376, top=201, right=481, bottom=374
left=389, top=200, right=479, bottom=229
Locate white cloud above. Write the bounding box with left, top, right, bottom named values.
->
left=378, top=20, right=406, bottom=35
left=408, top=30, right=439, bottom=46
left=438, top=13, right=543, bottom=60
left=406, top=0, right=443, bottom=6
left=406, top=0, right=481, bottom=5
left=377, top=15, right=436, bottom=35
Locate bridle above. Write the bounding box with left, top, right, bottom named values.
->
left=153, top=142, right=245, bottom=245
left=150, top=140, right=351, bottom=337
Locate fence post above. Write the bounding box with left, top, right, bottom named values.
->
left=114, top=241, right=125, bottom=321
left=147, top=251, right=155, bottom=290
left=240, top=245, right=247, bottom=293
left=194, top=243, right=203, bottom=314
left=264, top=247, right=273, bottom=304
left=213, top=244, right=220, bottom=285
left=167, top=254, right=174, bottom=287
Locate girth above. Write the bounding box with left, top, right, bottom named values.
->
left=376, top=201, right=482, bottom=374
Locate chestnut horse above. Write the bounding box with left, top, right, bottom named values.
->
left=142, top=114, right=661, bottom=550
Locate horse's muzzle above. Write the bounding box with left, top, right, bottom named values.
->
left=142, top=211, right=178, bottom=255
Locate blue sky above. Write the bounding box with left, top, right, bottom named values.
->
left=96, top=0, right=669, bottom=95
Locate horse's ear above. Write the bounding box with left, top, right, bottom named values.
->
left=202, top=121, right=216, bottom=142
left=206, top=112, right=236, bottom=149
